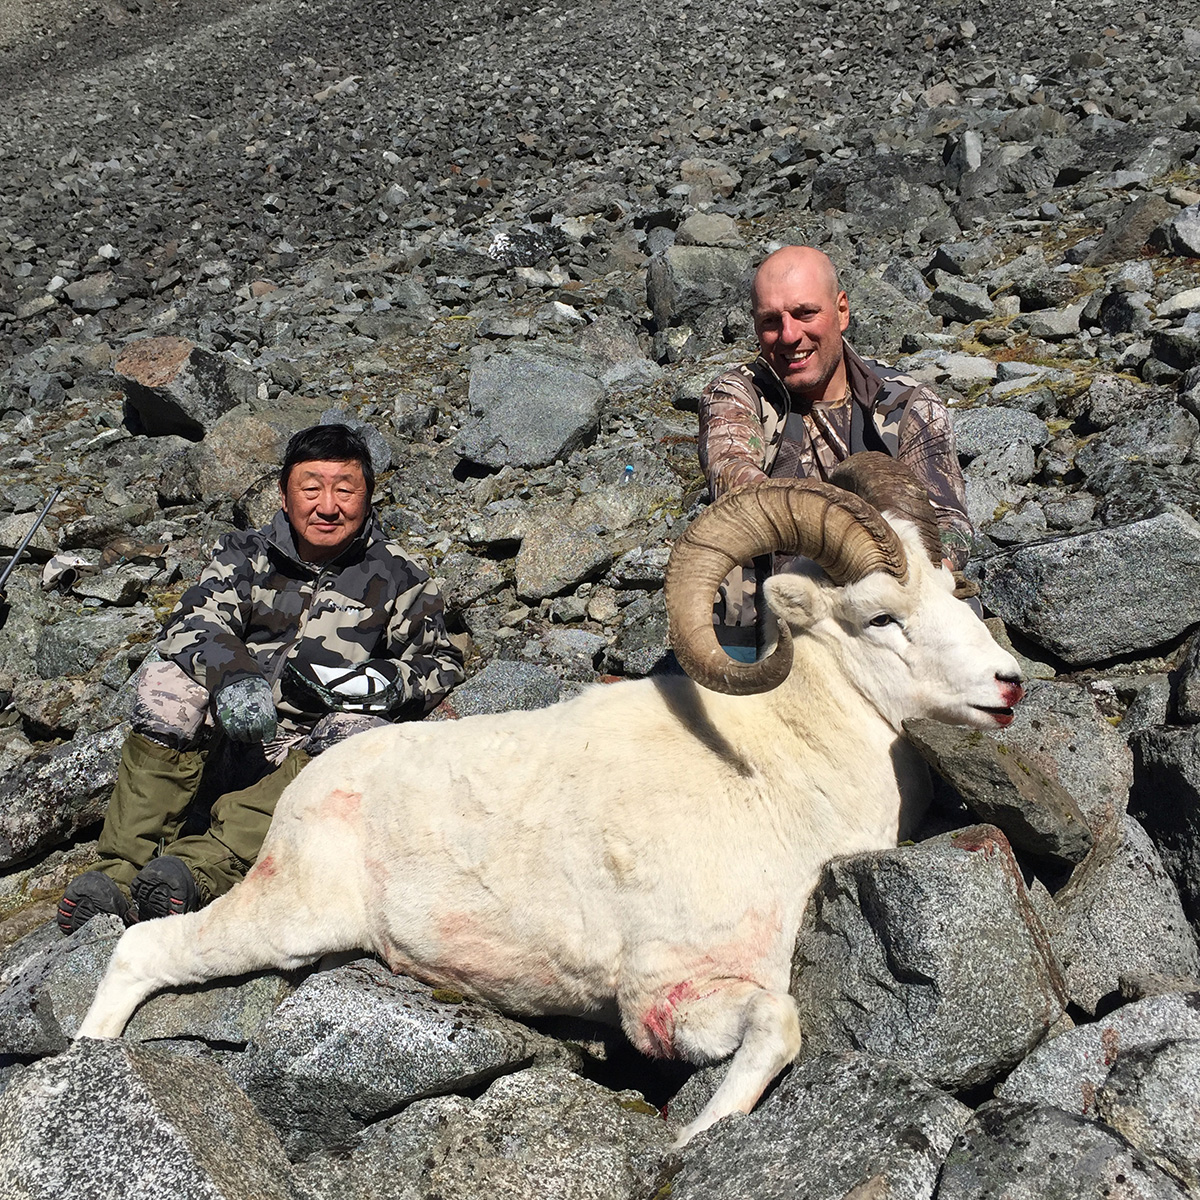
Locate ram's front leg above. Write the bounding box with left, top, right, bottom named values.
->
left=627, top=980, right=802, bottom=1147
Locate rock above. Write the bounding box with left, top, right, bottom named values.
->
left=902, top=720, right=1092, bottom=868
left=847, top=276, right=941, bottom=357
left=997, top=991, right=1200, bottom=1114
left=456, top=346, right=606, bottom=469
left=297, top=1067, right=670, bottom=1200
left=1150, top=203, right=1200, bottom=258
left=674, top=212, right=743, bottom=248
left=975, top=509, right=1200, bottom=666
left=0, top=1039, right=299, bottom=1199
left=0, top=512, right=56, bottom=561
left=115, top=337, right=258, bottom=441
left=1085, top=192, right=1176, bottom=266
left=1036, top=815, right=1200, bottom=1014
left=242, top=958, right=563, bottom=1156
left=34, top=606, right=158, bottom=679
left=993, top=682, right=1132, bottom=827
left=935, top=352, right=998, bottom=391
left=646, top=245, right=753, bottom=338
left=1084, top=374, right=1167, bottom=431
left=1076, top=402, right=1198, bottom=482
left=1096, top=1037, right=1200, bottom=1192
left=929, top=277, right=994, bottom=323
left=603, top=591, right=670, bottom=677
left=568, top=483, right=675, bottom=533
left=0, top=915, right=292, bottom=1054
left=671, top=1052, right=970, bottom=1200
left=953, top=407, right=1050, bottom=461
left=791, top=826, right=1067, bottom=1090
left=1159, top=287, right=1200, bottom=321
left=1130, top=726, right=1200, bottom=935
left=446, top=660, right=561, bottom=717
left=0, top=725, right=124, bottom=868
left=514, top=519, right=611, bottom=601
left=934, top=1100, right=1190, bottom=1199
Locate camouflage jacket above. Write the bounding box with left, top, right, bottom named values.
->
left=157, top=510, right=464, bottom=726
left=698, top=341, right=973, bottom=569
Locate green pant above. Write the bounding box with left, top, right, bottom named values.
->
left=95, top=732, right=311, bottom=903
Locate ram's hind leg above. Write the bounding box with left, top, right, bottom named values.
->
left=78, top=858, right=365, bottom=1039
left=638, top=981, right=801, bottom=1147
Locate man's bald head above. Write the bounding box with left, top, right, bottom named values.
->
left=751, top=246, right=842, bottom=317
left=750, top=245, right=850, bottom=403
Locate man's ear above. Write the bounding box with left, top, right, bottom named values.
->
left=763, top=573, right=828, bottom=632
left=837, top=289, right=850, bottom=333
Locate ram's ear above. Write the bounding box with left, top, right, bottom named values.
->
left=763, top=572, right=829, bottom=632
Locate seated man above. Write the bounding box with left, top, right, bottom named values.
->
left=699, top=244, right=974, bottom=646
left=58, top=423, right=464, bottom=932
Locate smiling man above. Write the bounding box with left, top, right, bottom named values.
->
left=698, top=245, right=973, bottom=639
left=59, top=423, right=464, bottom=933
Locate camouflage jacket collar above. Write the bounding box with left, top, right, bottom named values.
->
left=265, top=508, right=379, bottom=574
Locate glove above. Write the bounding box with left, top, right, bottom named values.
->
left=215, top=677, right=278, bottom=743
left=283, top=659, right=405, bottom=717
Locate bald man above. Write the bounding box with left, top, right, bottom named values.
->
left=698, top=246, right=973, bottom=638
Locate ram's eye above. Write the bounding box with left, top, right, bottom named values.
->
left=868, top=613, right=896, bottom=628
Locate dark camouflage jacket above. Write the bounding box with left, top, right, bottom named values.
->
left=157, top=510, right=463, bottom=726
left=699, top=341, right=973, bottom=568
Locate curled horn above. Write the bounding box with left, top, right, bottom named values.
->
left=666, top=476, right=907, bottom=696
left=828, top=451, right=944, bottom=565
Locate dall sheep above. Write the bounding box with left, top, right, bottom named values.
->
left=78, top=453, right=1024, bottom=1145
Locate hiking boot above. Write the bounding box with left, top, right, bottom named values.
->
left=131, top=855, right=200, bottom=920
left=57, top=872, right=134, bottom=935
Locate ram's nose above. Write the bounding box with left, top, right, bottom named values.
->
left=998, top=678, right=1025, bottom=709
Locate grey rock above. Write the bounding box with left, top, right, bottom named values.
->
left=1097, top=1037, right=1200, bottom=1192
left=34, top=607, right=157, bottom=680
left=934, top=1100, right=1189, bottom=1199
left=514, top=519, right=611, bottom=602
left=1130, top=726, right=1200, bottom=935
left=847, top=276, right=941, bottom=357
left=300, top=1068, right=669, bottom=1200
left=0, top=512, right=56, bottom=561
left=0, top=1039, right=300, bottom=1199
left=997, top=991, right=1200, bottom=1114
left=1037, top=816, right=1200, bottom=1014
left=1024, top=302, right=1085, bottom=342
left=607, top=544, right=671, bottom=590
left=674, top=212, right=743, bottom=248
left=456, top=346, right=606, bottom=469
left=953, top=407, right=1050, bottom=461
left=0, top=915, right=293, bottom=1054
left=902, top=720, right=1092, bottom=868
left=1085, top=192, right=1176, bottom=266
left=930, top=277, right=994, bottom=323
left=994, top=682, right=1132, bottom=827
left=0, top=725, right=124, bottom=868
left=976, top=509, right=1200, bottom=666
left=1117, top=675, right=1172, bottom=737
left=646, top=245, right=753, bottom=338
left=1084, top=374, right=1167, bottom=431
left=436, top=552, right=509, bottom=612
left=318, top=408, right=392, bottom=474
left=568, top=483, right=675, bottom=534
left=1176, top=633, right=1200, bottom=722
left=929, top=241, right=994, bottom=278
left=1076, top=403, right=1198, bottom=484
left=116, top=336, right=257, bottom=441
left=243, top=958, right=561, bottom=1156
left=1151, top=326, right=1200, bottom=374
left=1098, top=289, right=1154, bottom=335
left=446, top=659, right=561, bottom=717
left=934, top=352, right=998, bottom=391
left=603, top=591, right=670, bottom=677
left=1151, top=203, right=1200, bottom=258
left=791, top=826, right=1066, bottom=1090
left=672, top=1052, right=970, bottom=1200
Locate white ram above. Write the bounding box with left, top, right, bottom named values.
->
left=78, top=454, right=1024, bottom=1145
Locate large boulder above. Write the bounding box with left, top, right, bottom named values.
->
left=934, top=1101, right=1190, bottom=1199
left=456, top=346, right=606, bottom=469
left=645, top=245, right=753, bottom=338
left=116, top=336, right=258, bottom=441
left=242, top=958, right=567, bottom=1156
left=791, top=826, right=1066, bottom=1089
left=294, top=1067, right=671, bottom=1200
left=671, top=1052, right=970, bottom=1200
left=975, top=509, right=1200, bottom=665
left=996, top=990, right=1200, bottom=1114
left=0, top=1039, right=299, bottom=1199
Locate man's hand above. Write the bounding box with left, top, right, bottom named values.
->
left=215, top=677, right=278, bottom=743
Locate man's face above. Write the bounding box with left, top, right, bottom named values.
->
left=280, top=459, right=369, bottom=564
left=752, top=253, right=851, bottom=403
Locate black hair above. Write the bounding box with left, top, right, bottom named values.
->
left=280, top=423, right=375, bottom=496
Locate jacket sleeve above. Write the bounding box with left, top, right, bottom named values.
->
left=895, top=390, right=974, bottom=570
left=156, top=534, right=265, bottom=696
left=383, top=571, right=465, bottom=718
left=698, top=369, right=773, bottom=499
